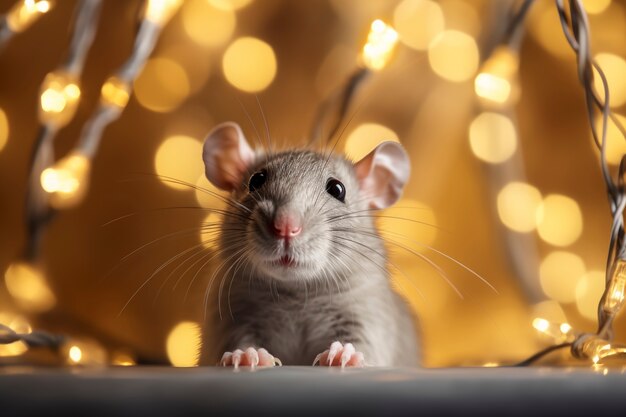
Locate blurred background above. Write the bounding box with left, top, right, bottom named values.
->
left=0, top=0, right=625, bottom=367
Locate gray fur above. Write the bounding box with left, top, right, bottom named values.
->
left=200, top=149, right=420, bottom=366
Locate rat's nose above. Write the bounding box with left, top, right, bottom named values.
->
left=272, top=211, right=302, bottom=238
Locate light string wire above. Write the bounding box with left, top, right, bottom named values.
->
left=1, top=0, right=181, bottom=361
left=0, top=0, right=56, bottom=51
left=517, top=0, right=626, bottom=365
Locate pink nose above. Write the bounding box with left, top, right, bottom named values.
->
left=272, top=213, right=302, bottom=238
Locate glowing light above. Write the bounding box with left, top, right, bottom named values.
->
left=532, top=318, right=550, bottom=333
left=344, top=123, right=400, bottom=161
left=4, top=262, right=56, bottom=312
left=0, top=312, right=30, bottom=357
left=6, top=0, right=54, bottom=32
left=360, top=19, right=398, bottom=71
left=438, top=0, right=480, bottom=38
left=594, top=113, right=626, bottom=165
left=593, top=53, right=626, bottom=107
left=536, top=194, right=583, bottom=247
left=195, top=175, right=227, bottom=210
left=576, top=270, right=605, bottom=321
left=134, top=57, right=190, bottom=113
left=468, top=112, right=517, bottom=163
left=496, top=182, right=542, bottom=233
left=378, top=199, right=438, bottom=251
left=40, top=152, right=91, bottom=209
left=539, top=251, right=586, bottom=303
left=223, top=37, right=277, bottom=93
left=63, top=339, right=107, bottom=366
left=144, top=0, right=182, bottom=26
left=474, top=47, right=519, bottom=106
left=182, top=0, right=236, bottom=48
left=532, top=300, right=568, bottom=324
left=393, top=0, right=444, bottom=51
left=532, top=317, right=574, bottom=342
left=604, top=259, right=626, bottom=313
left=208, top=0, right=253, bottom=11
left=101, top=76, right=130, bottom=109
left=39, top=71, right=81, bottom=128
left=585, top=0, right=612, bottom=14
left=200, top=212, right=222, bottom=250
left=428, top=30, right=479, bottom=82
left=0, top=108, right=8, bottom=152
left=166, top=321, right=201, bottom=367
left=154, top=135, right=204, bottom=190
left=482, top=362, right=499, bottom=367
left=111, top=351, right=136, bottom=366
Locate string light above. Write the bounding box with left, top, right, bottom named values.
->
left=100, top=76, right=131, bottom=109
left=3, top=262, right=56, bottom=312
left=38, top=71, right=81, bottom=128
left=62, top=338, right=107, bottom=366
left=603, top=259, right=626, bottom=314
left=360, top=19, right=399, bottom=71
left=144, top=0, right=182, bottom=26
left=40, top=152, right=91, bottom=209
left=532, top=317, right=575, bottom=343
left=474, top=46, right=520, bottom=107
left=5, top=0, right=54, bottom=33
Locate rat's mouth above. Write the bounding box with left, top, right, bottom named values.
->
left=272, top=255, right=298, bottom=268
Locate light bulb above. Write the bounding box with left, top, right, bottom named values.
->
left=144, top=0, right=182, bottom=26
left=6, top=0, right=54, bottom=33
left=38, top=71, right=81, bottom=128
left=474, top=46, right=520, bottom=106
left=100, top=76, right=131, bottom=109
left=40, top=152, right=91, bottom=209
left=3, top=262, right=56, bottom=312
left=361, top=19, right=399, bottom=71
left=604, top=259, right=626, bottom=314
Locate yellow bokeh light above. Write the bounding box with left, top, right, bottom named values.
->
left=134, top=57, right=190, bottom=113
left=539, top=251, right=586, bottom=303
left=393, top=0, right=444, bottom=51
left=378, top=199, right=438, bottom=252
left=6, top=0, right=54, bottom=32
left=4, top=262, right=56, bottom=312
left=576, top=270, right=606, bottom=321
left=536, top=194, right=583, bottom=247
left=428, top=30, right=479, bottom=82
left=0, top=312, right=30, bottom=357
left=474, top=47, right=519, bottom=106
left=585, top=0, right=612, bottom=14
left=40, top=152, right=91, bottom=209
left=593, top=53, right=626, bottom=107
left=39, top=71, right=81, bottom=128
left=344, top=123, right=400, bottom=161
left=68, top=345, right=82, bottom=363
left=144, top=0, right=182, bottom=26
left=200, top=212, right=222, bottom=250
left=154, top=135, right=204, bottom=191
left=208, top=0, right=253, bottom=11
left=438, top=0, right=480, bottom=38
left=63, top=339, right=107, bottom=366
left=166, top=321, right=201, bottom=367
left=468, top=112, right=517, bottom=163
left=223, top=37, right=277, bottom=93
left=0, top=108, right=8, bottom=152
left=195, top=175, right=227, bottom=210
left=111, top=351, right=136, bottom=366
left=360, top=19, right=399, bottom=71
left=101, top=76, right=130, bottom=109
left=182, top=0, right=236, bottom=48
left=593, top=113, right=626, bottom=165
left=496, top=182, right=542, bottom=233
left=531, top=299, right=567, bottom=324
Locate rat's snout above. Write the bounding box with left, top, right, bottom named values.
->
left=271, top=208, right=302, bottom=239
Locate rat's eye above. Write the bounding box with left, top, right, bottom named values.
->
left=249, top=170, right=267, bottom=192
left=326, top=178, right=346, bottom=202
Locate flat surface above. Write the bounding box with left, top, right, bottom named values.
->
left=1, top=366, right=626, bottom=416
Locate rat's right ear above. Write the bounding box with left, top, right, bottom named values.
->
left=203, top=122, right=255, bottom=191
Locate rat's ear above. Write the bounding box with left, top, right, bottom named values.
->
left=203, top=122, right=255, bottom=191
left=353, top=141, right=410, bottom=209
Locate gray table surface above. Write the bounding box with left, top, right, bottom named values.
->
left=1, top=366, right=625, bottom=416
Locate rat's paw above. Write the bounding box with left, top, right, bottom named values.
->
left=219, top=347, right=282, bottom=369
left=313, top=341, right=365, bottom=368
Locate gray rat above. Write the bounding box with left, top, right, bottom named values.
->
left=198, top=122, right=420, bottom=367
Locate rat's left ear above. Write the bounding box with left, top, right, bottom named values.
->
left=353, top=141, right=410, bottom=209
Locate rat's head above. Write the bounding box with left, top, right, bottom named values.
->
left=202, top=122, right=410, bottom=284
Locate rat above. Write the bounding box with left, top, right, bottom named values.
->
left=198, top=122, right=420, bottom=367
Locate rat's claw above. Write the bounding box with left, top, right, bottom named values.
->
left=327, top=341, right=343, bottom=367
left=219, top=352, right=233, bottom=366
left=340, top=343, right=355, bottom=368
left=232, top=349, right=244, bottom=369
left=245, top=347, right=259, bottom=369
left=312, top=352, right=323, bottom=367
